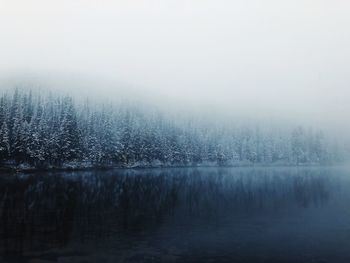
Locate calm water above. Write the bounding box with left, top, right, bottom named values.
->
left=1, top=167, right=350, bottom=263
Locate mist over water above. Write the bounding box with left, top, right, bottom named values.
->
left=1, top=2, right=350, bottom=261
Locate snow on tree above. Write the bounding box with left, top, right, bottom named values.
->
left=0, top=89, right=344, bottom=169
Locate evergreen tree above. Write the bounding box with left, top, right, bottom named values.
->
left=0, top=121, right=10, bottom=162
left=0, top=89, right=343, bottom=168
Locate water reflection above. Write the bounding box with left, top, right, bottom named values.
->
left=0, top=167, right=345, bottom=262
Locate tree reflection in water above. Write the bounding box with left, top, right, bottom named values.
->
left=0, top=168, right=333, bottom=261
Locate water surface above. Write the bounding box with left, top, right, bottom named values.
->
left=1, top=167, right=350, bottom=263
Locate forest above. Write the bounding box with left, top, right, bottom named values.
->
left=0, top=89, right=343, bottom=169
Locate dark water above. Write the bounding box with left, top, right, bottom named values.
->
left=1, top=167, right=350, bottom=263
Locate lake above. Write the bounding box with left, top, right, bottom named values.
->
left=1, top=167, right=350, bottom=263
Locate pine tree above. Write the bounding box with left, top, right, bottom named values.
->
left=0, top=121, right=10, bottom=162
left=58, top=98, right=81, bottom=164
left=0, top=89, right=343, bottom=168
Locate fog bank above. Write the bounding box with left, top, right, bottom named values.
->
left=0, top=1, right=349, bottom=137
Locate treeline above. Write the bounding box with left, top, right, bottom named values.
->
left=0, top=89, right=343, bottom=169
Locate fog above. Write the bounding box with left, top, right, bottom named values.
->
left=0, top=0, right=350, bottom=136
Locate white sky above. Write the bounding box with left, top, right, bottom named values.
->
left=0, top=0, right=350, bottom=132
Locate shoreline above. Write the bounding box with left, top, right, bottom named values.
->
left=0, top=162, right=339, bottom=175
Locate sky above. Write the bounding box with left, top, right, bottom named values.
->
left=0, top=0, right=349, bottom=133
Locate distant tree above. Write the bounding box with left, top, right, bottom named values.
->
left=0, top=89, right=343, bottom=168
left=291, top=126, right=307, bottom=164
left=0, top=121, right=10, bottom=162
left=58, top=98, right=81, bottom=164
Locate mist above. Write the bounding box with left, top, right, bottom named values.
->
left=3, top=2, right=350, bottom=261
left=0, top=0, right=350, bottom=137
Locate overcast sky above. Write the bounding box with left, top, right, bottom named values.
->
left=0, top=0, right=349, bottom=132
